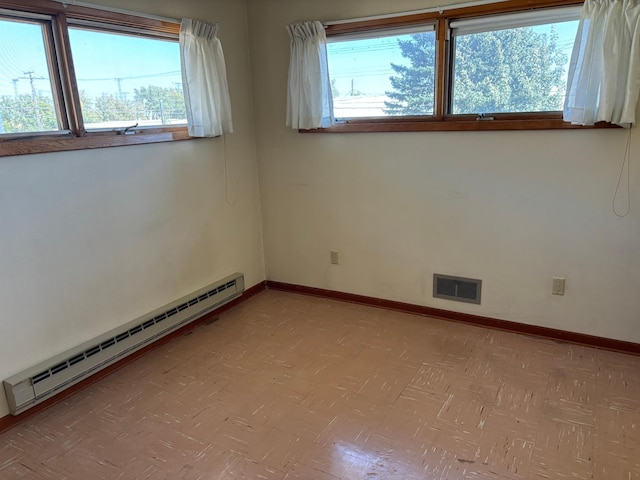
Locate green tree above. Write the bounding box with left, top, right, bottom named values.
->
left=0, top=94, right=58, bottom=133
left=385, top=32, right=436, bottom=116
left=78, top=90, right=104, bottom=125
left=134, top=85, right=186, bottom=123
left=385, top=27, right=568, bottom=115
left=1, top=85, right=187, bottom=131
left=92, top=93, right=138, bottom=122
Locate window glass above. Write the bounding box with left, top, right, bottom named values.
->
left=451, top=13, right=580, bottom=114
left=68, top=27, right=186, bottom=130
left=0, top=17, right=61, bottom=134
left=327, top=26, right=436, bottom=119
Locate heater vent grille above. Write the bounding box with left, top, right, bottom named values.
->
left=433, top=274, right=482, bottom=304
left=4, top=274, right=244, bottom=415
left=29, top=280, right=236, bottom=387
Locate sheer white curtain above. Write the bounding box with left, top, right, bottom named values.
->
left=564, top=0, right=640, bottom=128
left=286, top=21, right=334, bottom=130
left=180, top=19, right=233, bottom=137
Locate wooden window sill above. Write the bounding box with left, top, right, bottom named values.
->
left=0, top=127, right=195, bottom=157
left=302, top=117, right=619, bottom=133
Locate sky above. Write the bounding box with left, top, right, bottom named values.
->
left=69, top=28, right=182, bottom=100
left=0, top=17, right=182, bottom=100
left=0, top=19, right=54, bottom=98
left=327, top=31, right=419, bottom=98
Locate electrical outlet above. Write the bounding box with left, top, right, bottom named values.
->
left=552, top=277, right=566, bottom=296
left=330, top=250, right=340, bottom=265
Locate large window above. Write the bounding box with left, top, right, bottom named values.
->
left=0, top=1, right=188, bottom=157
left=450, top=9, right=579, bottom=115
left=68, top=26, right=186, bottom=130
left=322, top=0, right=602, bottom=132
left=327, top=26, right=436, bottom=119
left=0, top=15, right=63, bottom=134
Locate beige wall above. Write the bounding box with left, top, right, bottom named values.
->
left=247, top=0, right=640, bottom=342
left=0, top=0, right=264, bottom=417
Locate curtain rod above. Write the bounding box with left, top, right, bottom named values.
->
left=50, top=0, right=180, bottom=24
left=324, top=0, right=510, bottom=26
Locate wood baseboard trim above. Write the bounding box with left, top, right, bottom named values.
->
left=0, top=280, right=267, bottom=435
left=266, top=281, right=640, bottom=356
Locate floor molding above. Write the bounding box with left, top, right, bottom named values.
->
left=266, top=280, right=640, bottom=356
left=0, top=280, right=267, bottom=435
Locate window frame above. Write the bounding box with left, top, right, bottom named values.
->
left=0, top=0, right=191, bottom=158
left=327, top=23, right=438, bottom=120
left=317, top=0, right=616, bottom=133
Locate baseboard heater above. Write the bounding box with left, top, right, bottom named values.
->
left=3, top=273, right=244, bottom=416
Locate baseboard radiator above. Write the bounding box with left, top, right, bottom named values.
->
left=3, top=273, right=245, bottom=416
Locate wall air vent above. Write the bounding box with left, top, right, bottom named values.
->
left=433, top=274, right=482, bottom=304
left=3, top=273, right=245, bottom=416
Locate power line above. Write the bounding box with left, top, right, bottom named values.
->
left=77, top=70, right=180, bottom=82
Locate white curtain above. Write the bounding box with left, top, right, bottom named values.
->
left=180, top=19, right=233, bottom=137
left=564, top=0, right=640, bottom=128
left=286, top=21, right=334, bottom=130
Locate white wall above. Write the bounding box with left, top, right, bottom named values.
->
left=0, top=0, right=264, bottom=417
left=247, top=0, right=640, bottom=342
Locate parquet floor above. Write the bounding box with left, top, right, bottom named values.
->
left=1, top=290, right=639, bottom=479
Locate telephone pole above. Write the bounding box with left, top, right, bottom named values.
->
left=18, top=71, right=45, bottom=130
left=115, top=77, right=123, bottom=101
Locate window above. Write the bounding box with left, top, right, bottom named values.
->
left=68, top=25, right=186, bottom=130
left=450, top=9, right=579, bottom=115
left=327, top=25, right=436, bottom=119
left=0, top=1, right=188, bottom=157
left=322, top=0, right=609, bottom=132
left=0, top=14, right=63, bottom=134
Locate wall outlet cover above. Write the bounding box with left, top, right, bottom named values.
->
left=552, top=277, right=566, bottom=296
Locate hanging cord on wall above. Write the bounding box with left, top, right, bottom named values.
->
left=612, top=128, right=632, bottom=217
left=223, top=134, right=237, bottom=207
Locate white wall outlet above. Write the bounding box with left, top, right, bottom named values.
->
left=552, top=277, right=566, bottom=296
left=330, top=250, right=340, bottom=265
